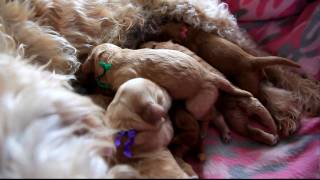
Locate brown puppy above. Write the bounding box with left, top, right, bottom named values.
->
left=160, top=23, right=301, bottom=97
left=104, top=78, right=190, bottom=178
left=82, top=43, right=252, bottom=141
left=141, top=40, right=231, bottom=144
left=142, top=40, right=278, bottom=145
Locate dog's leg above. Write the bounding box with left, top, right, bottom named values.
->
left=197, top=135, right=206, bottom=162
left=213, top=75, right=252, bottom=97
left=247, top=125, right=279, bottom=146
left=210, top=108, right=232, bottom=144
left=244, top=97, right=278, bottom=135
left=212, top=115, right=232, bottom=144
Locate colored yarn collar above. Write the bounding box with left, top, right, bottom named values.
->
left=114, top=129, right=137, bottom=158
left=95, top=59, right=112, bottom=90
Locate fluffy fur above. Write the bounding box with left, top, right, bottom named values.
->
left=0, top=30, right=139, bottom=178
left=260, top=84, right=302, bottom=137
left=1, top=0, right=318, bottom=116
left=0, top=0, right=319, bottom=177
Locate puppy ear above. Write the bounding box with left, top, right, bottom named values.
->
left=142, top=103, right=166, bottom=125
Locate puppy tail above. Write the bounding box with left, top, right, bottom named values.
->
left=251, top=56, right=301, bottom=69
left=214, top=75, right=252, bottom=97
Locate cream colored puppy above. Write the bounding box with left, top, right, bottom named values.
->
left=82, top=43, right=252, bottom=123
left=104, top=78, right=191, bottom=178
left=105, top=77, right=173, bottom=157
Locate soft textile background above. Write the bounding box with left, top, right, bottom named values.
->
left=190, top=1, right=320, bottom=178
left=225, top=0, right=320, bottom=80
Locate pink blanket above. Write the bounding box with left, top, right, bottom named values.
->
left=225, top=0, right=320, bottom=80
left=191, top=1, right=320, bottom=178
left=191, top=117, right=320, bottom=178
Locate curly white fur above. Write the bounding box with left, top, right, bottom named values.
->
left=0, top=31, right=139, bottom=178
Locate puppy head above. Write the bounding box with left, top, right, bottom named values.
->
left=81, top=43, right=121, bottom=77
left=105, top=78, right=171, bottom=130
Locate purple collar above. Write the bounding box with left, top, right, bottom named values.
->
left=114, top=129, right=137, bottom=158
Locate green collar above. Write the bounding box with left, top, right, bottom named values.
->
left=95, top=60, right=112, bottom=90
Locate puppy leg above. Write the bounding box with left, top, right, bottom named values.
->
left=211, top=111, right=232, bottom=144
left=214, top=75, right=252, bottom=97
left=247, top=125, right=279, bottom=146
left=197, top=135, right=206, bottom=162
left=245, top=97, right=278, bottom=135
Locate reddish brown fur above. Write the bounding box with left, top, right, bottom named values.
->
left=82, top=43, right=252, bottom=145
left=160, top=23, right=300, bottom=97
left=141, top=40, right=230, bottom=147
left=217, top=96, right=279, bottom=145
left=142, top=40, right=279, bottom=145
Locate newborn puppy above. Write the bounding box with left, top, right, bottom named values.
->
left=140, top=40, right=222, bottom=76
left=142, top=41, right=277, bottom=145
left=105, top=78, right=173, bottom=158
left=104, top=78, right=190, bottom=178
left=217, top=95, right=279, bottom=145
left=141, top=41, right=231, bottom=143
left=82, top=43, right=251, bottom=141
left=160, top=23, right=301, bottom=97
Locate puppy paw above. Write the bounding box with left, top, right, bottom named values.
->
left=278, top=118, right=298, bottom=137
left=270, top=135, right=279, bottom=146
left=222, top=132, right=232, bottom=144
